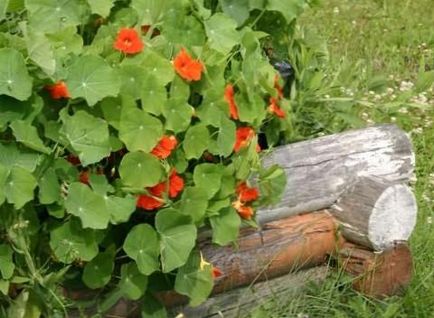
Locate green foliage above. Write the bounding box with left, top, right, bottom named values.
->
left=0, top=0, right=326, bottom=315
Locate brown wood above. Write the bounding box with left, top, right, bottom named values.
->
left=336, top=242, right=413, bottom=297
left=201, top=211, right=338, bottom=294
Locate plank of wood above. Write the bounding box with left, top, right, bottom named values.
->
left=258, top=124, right=414, bottom=224
left=336, top=242, right=412, bottom=297
left=170, top=266, right=329, bottom=318
left=330, top=176, right=417, bottom=250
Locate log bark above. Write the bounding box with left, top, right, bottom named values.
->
left=169, top=266, right=329, bottom=318
left=336, top=242, right=413, bottom=298
left=330, top=176, right=417, bottom=250
left=258, top=124, right=414, bottom=224
left=200, top=211, right=338, bottom=294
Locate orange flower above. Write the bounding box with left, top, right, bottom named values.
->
left=45, top=81, right=70, bottom=99
left=274, top=74, right=284, bottom=99
left=268, top=97, right=285, bottom=118
left=212, top=266, right=223, bottom=279
left=151, top=135, right=178, bottom=159
left=136, top=194, right=164, bottom=210
left=224, top=84, right=239, bottom=120
left=79, top=170, right=90, bottom=185
left=236, top=182, right=259, bottom=202
left=173, top=48, right=204, bottom=81
left=232, top=200, right=254, bottom=220
left=114, top=28, right=144, bottom=55
left=234, top=127, right=260, bottom=153
left=168, top=171, right=184, bottom=198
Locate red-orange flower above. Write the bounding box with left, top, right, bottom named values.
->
left=151, top=135, right=178, bottom=159
left=274, top=74, right=284, bottom=99
left=114, top=28, right=144, bottom=55
left=173, top=48, right=204, bottom=81
left=234, top=127, right=260, bottom=153
left=45, top=81, right=70, bottom=99
left=66, top=154, right=81, bottom=166
left=212, top=266, right=223, bottom=279
left=232, top=199, right=254, bottom=220
left=136, top=194, right=164, bottom=210
left=224, top=84, right=239, bottom=120
left=268, top=97, right=286, bottom=118
left=236, top=182, right=259, bottom=202
left=168, top=171, right=184, bottom=198
left=79, top=170, right=90, bottom=185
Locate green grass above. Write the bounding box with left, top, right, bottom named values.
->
left=248, top=1, right=434, bottom=317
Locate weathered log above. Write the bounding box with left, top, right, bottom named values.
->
left=336, top=242, right=413, bottom=298
left=330, top=176, right=417, bottom=250
left=200, top=211, right=338, bottom=294
left=169, top=266, right=330, bottom=318
left=258, top=124, right=414, bottom=224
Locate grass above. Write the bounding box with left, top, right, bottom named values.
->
left=247, top=0, right=434, bottom=317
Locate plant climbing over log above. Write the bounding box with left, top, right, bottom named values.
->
left=0, top=0, right=324, bottom=315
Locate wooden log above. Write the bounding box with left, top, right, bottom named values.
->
left=336, top=242, right=413, bottom=298
left=169, top=266, right=330, bottom=318
left=258, top=124, right=414, bottom=224
left=200, top=211, right=338, bottom=294
left=330, top=176, right=417, bottom=250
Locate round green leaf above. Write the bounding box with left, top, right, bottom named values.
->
left=174, top=250, right=213, bottom=307
left=50, top=218, right=99, bottom=264
left=66, top=55, right=120, bottom=106
left=163, top=99, right=193, bottom=133
left=65, top=182, right=110, bottom=229
left=192, top=163, right=223, bottom=199
left=0, top=244, right=15, bottom=279
left=141, top=75, right=167, bottom=116
left=10, top=120, right=50, bottom=154
left=5, top=166, right=37, bottom=209
left=204, top=13, right=240, bottom=54
left=38, top=167, right=60, bottom=204
left=210, top=207, right=241, bottom=246
left=119, top=151, right=163, bottom=189
left=118, top=64, right=146, bottom=100
left=119, top=262, right=148, bottom=300
left=119, top=107, right=163, bottom=153
left=156, top=209, right=197, bottom=273
left=106, top=195, right=136, bottom=225
left=82, top=249, right=115, bottom=289
left=61, top=110, right=111, bottom=166
left=0, top=48, right=32, bottom=101
left=221, top=0, right=250, bottom=26
left=179, top=187, right=209, bottom=223
left=183, top=125, right=210, bottom=160
left=123, top=224, right=160, bottom=275
left=208, top=116, right=236, bottom=157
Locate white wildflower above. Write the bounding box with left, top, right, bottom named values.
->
left=333, top=7, right=340, bottom=14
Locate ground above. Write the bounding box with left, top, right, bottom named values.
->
left=250, top=1, right=434, bottom=317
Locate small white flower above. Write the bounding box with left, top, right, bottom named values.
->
left=333, top=7, right=340, bottom=14
left=390, top=116, right=397, bottom=122
left=398, top=107, right=408, bottom=114
left=427, top=217, right=432, bottom=224
left=386, top=87, right=394, bottom=94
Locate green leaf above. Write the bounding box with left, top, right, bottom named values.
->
left=123, top=224, right=160, bottom=275
left=192, top=163, right=223, bottom=199
left=266, top=0, right=305, bottom=23
left=163, top=12, right=206, bottom=47
left=0, top=143, right=39, bottom=172
left=131, top=0, right=171, bottom=24
left=0, top=48, right=32, bottom=101
left=141, top=75, right=167, bottom=115
left=0, top=280, right=9, bottom=295
left=46, top=26, right=83, bottom=57
left=163, top=99, right=193, bottom=133
left=208, top=116, right=236, bottom=157
left=50, top=218, right=99, bottom=264
left=0, top=165, right=8, bottom=205
left=259, top=165, right=287, bottom=205
left=87, top=0, right=114, bottom=17
left=0, top=244, right=15, bottom=279
left=65, top=182, right=110, bottom=229
left=61, top=110, right=111, bottom=166
left=119, top=107, right=163, bottom=152
left=174, top=250, right=213, bottom=307
left=204, top=13, right=240, bottom=54
left=26, top=0, right=88, bottom=32
left=38, top=167, right=60, bottom=204
left=210, top=207, right=241, bottom=246
left=119, top=151, right=163, bottom=189
left=415, top=70, right=434, bottom=92
left=106, top=195, right=136, bottom=225
left=179, top=187, right=209, bottom=222
left=10, top=120, right=50, bottom=154
left=0, top=96, right=32, bottom=130
left=183, top=124, right=210, bottom=159
left=156, top=209, right=197, bottom=273
left=119, top=262, right=148, bottom=300
left=141, top=293, right=168, bottom=318
left=118, top=65, right=147, bottom=100
left=5, top=167, right=37, bottom=209
left=0, top=1, right=8, bottom=21
left=221, top=0, right=250, bottom=26
left=24, top=27, right=56, bottom=76
left=82, top=249, right=115, bottom=289
left=66, top=55, right=120, bottom=106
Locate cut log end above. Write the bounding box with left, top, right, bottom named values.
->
left=331, top=177, right=417, bottom=250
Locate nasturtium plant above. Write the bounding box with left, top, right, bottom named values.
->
left=0, top=0, right=322, bottom=315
